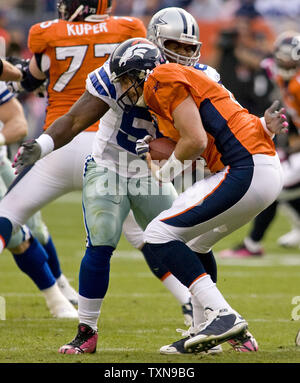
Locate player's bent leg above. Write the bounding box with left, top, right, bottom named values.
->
left=145, top=156, right=282, bottom=353
left=59, top=161, right=129, bottom=354
left=26, top=211, right=78, bottom=305
left=128, top=177, right=193, bottom=324
left=9, top=232, right=78, bottom=319
left=123, top=210, right=193, bottom=325
left=0, top=149, right=78, bottom=232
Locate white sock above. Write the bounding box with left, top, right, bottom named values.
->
left=244, top=237, right=262, bottom=253
left=42, top=282, right=69, bottom=307
left=162, top=273, right=191, bottom=305
left=78, top=294, right=103, bottom=331
left=190, top=274, right=232, bottom=312
left=191, top=294, right=206, bottom=328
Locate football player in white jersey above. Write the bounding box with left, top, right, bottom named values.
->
left=4, top=8, right=212, bottom=354
left=3, top=7, right=285, bottom=354
left=0, top=5, right=206, bottom=342
left=0, top=81, right=78, bottom=318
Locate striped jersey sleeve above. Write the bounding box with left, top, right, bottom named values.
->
left=194, top=63, right=221, bottom=84
left=86, top=59, right=118, bottom=110
left=0, top=82, right=14, bottom=106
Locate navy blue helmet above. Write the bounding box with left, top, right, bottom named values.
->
left=109, top=38, right=165, bottom=112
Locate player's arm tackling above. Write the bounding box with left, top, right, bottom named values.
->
left=12, top=91, right=109, bottom=174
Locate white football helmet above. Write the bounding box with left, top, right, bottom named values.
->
left=147, top=7, right=202, bottom=66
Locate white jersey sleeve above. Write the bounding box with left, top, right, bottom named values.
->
left=86, top=59, right=119, bottom=111
left=85, top=61, right=159, bottom=178
left=194, top=63, right=221, bottom=83
left=0, top=82, right=13, bottom=160
left=0, top=81, right=14, bottom=105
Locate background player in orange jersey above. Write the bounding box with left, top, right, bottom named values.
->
left=109, top=37, right=288, bottom=354
left=219, top=31, right=300, bottom=258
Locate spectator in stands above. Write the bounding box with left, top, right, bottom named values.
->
left=212, top=1, right=276, bottom=116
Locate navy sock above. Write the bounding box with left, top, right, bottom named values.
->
left=249, top=200, right=278, bottom=242
left=0, top=217, right=13, bottom=248
left=143, top=241, right=206, bottom=288
left=43, top=236, right=61, bottom=279
left=193, top=250, right=217, bottom=283
left=12, top=237, right=56, bottom=290
left=287, top=197, right=300, bottom=214
left=141, top=245, right=169, bottom=279
left=79, top=245, right=114, bottom=299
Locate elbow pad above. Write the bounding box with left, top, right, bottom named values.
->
left=21, top=66, right=45, bottom=92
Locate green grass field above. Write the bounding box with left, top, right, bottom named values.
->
left=0, top=192, right=300, bottom=366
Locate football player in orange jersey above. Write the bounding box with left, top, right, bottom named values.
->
left=219, top=31, right=300, bottom=258
left=8, top=8, right=287, bottom=355
left=110, top=37, right=288, bottom=353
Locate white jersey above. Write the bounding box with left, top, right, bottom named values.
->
left=0, top=81, right=14, bottom=161
left=85, top=60, right=221, bottom=178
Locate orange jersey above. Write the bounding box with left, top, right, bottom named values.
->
left=28, top=16, right=146, bottom=131
left=275, top=70, right=300, bottom=130
left=144, top=63, right=275, bottom=172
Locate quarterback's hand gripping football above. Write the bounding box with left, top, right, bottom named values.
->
left=12, top=139, right=42, bottom=174
left=264, top=100, right=289, bottom=135
left=135, top=135, right=153, bottom=160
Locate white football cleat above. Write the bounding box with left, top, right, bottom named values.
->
left=278, top=229, right=300, bottom=248
left=51, top=303, right=78, bottom=319
left=43, top=282, right=78, bottom=319
left=160, top=326, right=223, bottom=355
left=56, top=274, right=78, bottom=305
left=184, top=308, right=248, bottom=354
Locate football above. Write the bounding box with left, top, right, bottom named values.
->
left=149, top=137, right=176, bottom=161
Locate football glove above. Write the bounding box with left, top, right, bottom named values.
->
left=135, top=135, right=153, bottom=160
left=12, top=139, right=42, bottom=174
left=6, top=56, right=29, bottom=77
left=264, top=100, right=289, bottom=135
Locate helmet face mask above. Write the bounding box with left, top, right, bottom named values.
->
left=115, top=73, right=145, bottom=113
left=147, top=7, right=202, bottom=66
left=57, top=0, right=112, bottom=22
left=109, top=38, right=166, bottom=113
